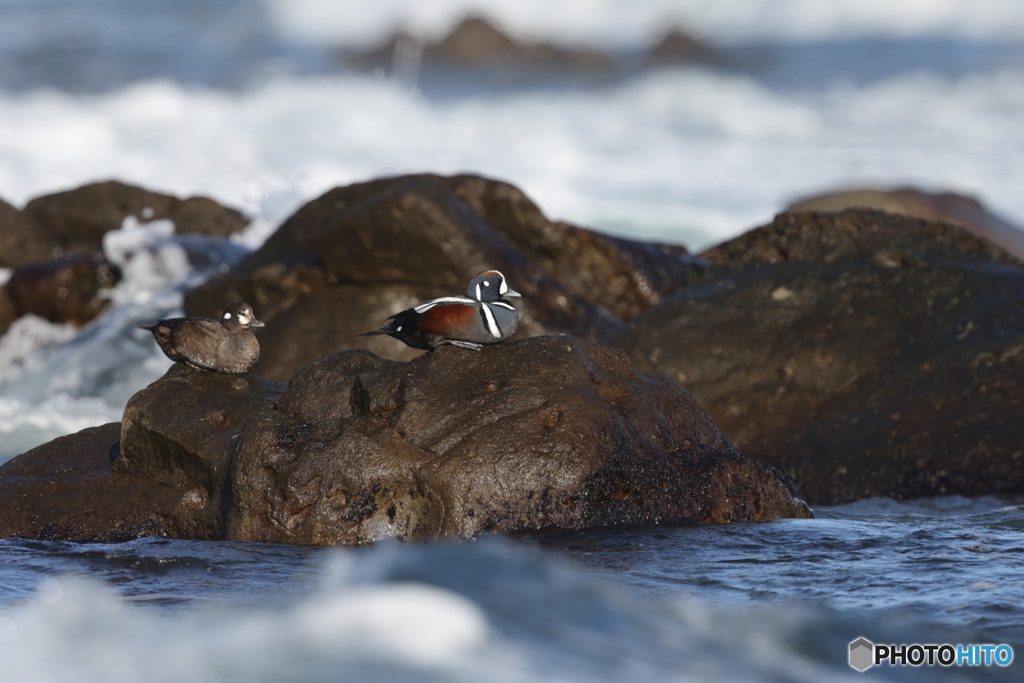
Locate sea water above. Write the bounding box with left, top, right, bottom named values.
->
left=0, top=2, right=1023, bottom=679
left=0, top=496, right=1020, bottom=682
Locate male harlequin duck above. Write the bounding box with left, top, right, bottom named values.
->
left=362, top=270, right=521, bottom=350
left=138, top=302, right=265, bottom=374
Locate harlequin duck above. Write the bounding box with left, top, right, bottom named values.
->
left=138, top=302, right=265, bottom=374
left=362, top=270, right=521, bottom=350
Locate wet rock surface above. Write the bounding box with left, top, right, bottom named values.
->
left=23, top=180, right=249, bottom=253
left=0, top=337, right=810, bottom=544
left=0, top=196, right=62, bottom=269
left=788, top=186, right=1024, bottom=260
left=0, top=423, right=221, bottom=542
left=230, top=336, right=810, bottom=545
left=612, top=210, right=1024, bottom=504
left=114, top=363, right=287, bottom=495
left=0, top=181, right=247, bottom=334
left=185, top=173, right=700, bottom=381
left=4, top=254, right=119, bottom=327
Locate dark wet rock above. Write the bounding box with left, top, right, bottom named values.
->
left=4, top=254, right=119, bottom=326
left=23, top=180, right=249, bottom=254
left=229, top=336, right=810, bottom=545
left=612, top=210, right=1024, bottom=504
left=114, top=363, right=287, bottom=496
left=787, top=186, right=1024, bottom=261
left=0, top=196, right=62, bottom=269
left=185, top=173, right=700, bottom=381
left=0, top=423, right=221, bottom=542
left=0, top=337, right=810, bottom=544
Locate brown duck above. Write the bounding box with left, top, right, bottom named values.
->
left=138, top=302, right=265, bottom=374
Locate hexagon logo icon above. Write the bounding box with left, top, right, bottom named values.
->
left=849, top=637, right=874, bottom=672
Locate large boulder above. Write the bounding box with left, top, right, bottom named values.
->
left=228, top=336, right=811, bottom=545
left=114, top=364, right=287, bottom=497
left=0, top=337, right=810, bottom=543
left=0, top=423, right=221, bottom=541
left=4, top=254, right=119, bottom=327
left=0, top=196, right=62, bottom=269
left=23, top=180, right=249, bottom=254
left=787, top=186, right=1024, bottom=261
left=612, top=210, right=1024, bottom=504
left=185, top=173, right=700, bottom=380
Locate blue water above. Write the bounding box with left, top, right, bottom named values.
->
left=0, top=497, right=1020, bottom=681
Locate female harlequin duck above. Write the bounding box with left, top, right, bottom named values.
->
left=138, top=302, right=265, bottom=374
left=362, top=270, right=521, bottom=350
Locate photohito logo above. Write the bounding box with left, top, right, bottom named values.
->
left=849, top=637, right=1014, bottom=672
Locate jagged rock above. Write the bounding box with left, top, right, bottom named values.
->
left=0, top=196, right=62, bottom=269
left=185, top=173, right=700, bottom=381
left=228, top=336, right=810, bottom=546
left=4, top=254, right=119, bottom=326
left=612, top=210, right=1024, bottom=504
left=787, top=186, right=1024, bottom=261
left=0, top=423, right=221, bottom=541
left=23, top=180, right=249, bottom=254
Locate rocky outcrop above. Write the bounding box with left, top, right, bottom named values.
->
left=612, top=210, right=1024, bottom=504
left=342, top=15, right=713, bottom=88
left=4, top=254, right=119, bottom=327
left=185, top=173, right=700, bottom=380
left=0, top=197, right=61, bottom=269
left=0, top=336, right=811, bottom=544
left=23, top=180, right=249, bottom=253
left=0, top=181, right=248, bottom=333
left=787, top=186, right=1024, bottom=261
left=0, top=423, right=221, bottom=541
left=230, top=337, right=810, bottom=545
left=114, top=364, right=287, bottom=497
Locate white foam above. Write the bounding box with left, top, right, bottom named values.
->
left=0, top=575, right=499, bottom=683
left=293, top=583, right=488, bottom=664
left=2, top=68, right=1024, bottom=253
left=0, top=315, right=79, bottom=392
left=102, top=216, right=192, bottom=305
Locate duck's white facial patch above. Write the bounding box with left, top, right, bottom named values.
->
left=396, top=326, right=402, bottom=331
left=499, top=276, right=508, bottom=295
left=238, top=312, right=251, bottom=324
left=475, top=284, right=482, bottom=301
left=484, top=281, right=490, bottom=286
left=223, top=312, right=232, bottom=319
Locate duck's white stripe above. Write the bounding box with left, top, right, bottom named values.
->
left=480, top=302, right=501, bottom=337
left=490, top=301, right=517, bottom=311
left=413, top=296, right=474, bottom=313
left=475, top=284, right=482, bottom=301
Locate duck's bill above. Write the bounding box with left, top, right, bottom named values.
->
left=247, top=319, right=266, bottom=327
left=505, top=289, right=522, bottom=298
